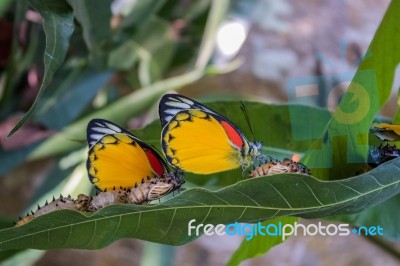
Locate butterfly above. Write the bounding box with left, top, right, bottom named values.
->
left=86, top=119, right=184, bottom=203
left=159, top=94, right=263, bottom=175
left=371, top=123, right=400, bottom=142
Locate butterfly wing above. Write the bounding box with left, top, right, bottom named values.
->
left=159, top=93, right=219, bottom=127
left=87, top=119, right=167, bottom=191
left=371, top=123, right=400, bottom=141
left=159, top=94, right=251, bottom=174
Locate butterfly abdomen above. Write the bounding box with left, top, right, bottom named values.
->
left=249, top=159, right=311, bottom=178
left=127, top=177, right=158, bottom=204
left=127, top=175, right=184, bottom=204
left=127, top=184, right=148, bottom=204
left=88, top=189, right=129, bottom=211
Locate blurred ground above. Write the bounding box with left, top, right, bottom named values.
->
left=2, top=0, right=400, bottom=265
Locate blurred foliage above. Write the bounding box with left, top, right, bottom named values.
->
left=303, top=0, right=400, bottom=180
left=0, top=0, right=400, bottom=264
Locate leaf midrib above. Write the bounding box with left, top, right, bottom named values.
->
left=1, top=173, right=398, bottom=248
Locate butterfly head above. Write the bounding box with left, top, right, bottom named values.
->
left=164, top=170, right=185, bottom=189
left=240, top=141, right=264, bottom=169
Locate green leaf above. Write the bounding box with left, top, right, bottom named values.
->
left=135, top=17, right=176, bottom=85
left=302, top=0, right=400, bottom=243
left=34, top=70, right=112, bottom=130
left=1, top=158, right=400, bottom=250
left=303, top=0, right=400, bottom=179
left=333, top=193, right=400, bottom=241
left=7, top=0, right=74, bottom=137
left=0, top=0, right=13, bottom=15
left=120, top=0, right=167, bottom=29
left=226, top=216, right=298, bottom=266
left=65, top=0, right=113, bottom=67
left=0, top=142, right=41, bottom=176
left=108, top=40, right=140, bottom=70
left=109, top=16, right=176, bottom=84
left=0, top=249, right=45, bottom=266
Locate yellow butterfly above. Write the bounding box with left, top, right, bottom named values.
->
left=159, top=94, right=264, bottom=174
left=86, top=119, right=184, bottom=202
left=371, top=123, right=400, bottom=142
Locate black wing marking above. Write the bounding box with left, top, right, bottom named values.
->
left=87, top=119, right=132, bottom=147
left=87, top=118, right=170, bottom=171
left=159, top=93, right=218, bottom=127
left=159, top=94, right=247, bottom=142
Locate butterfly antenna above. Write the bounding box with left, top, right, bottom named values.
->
left=240, top=102, right=255, bottom=141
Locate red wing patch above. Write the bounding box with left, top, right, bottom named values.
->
left=145, top=149, right=165, bottom=177
left=220, top=120, right=244, bottom=149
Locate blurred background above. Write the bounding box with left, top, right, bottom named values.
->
left=1, top=0, right=399, bottom=265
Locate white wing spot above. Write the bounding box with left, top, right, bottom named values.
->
left=165, top=101, right=191, bottom=109
left=178, top=97, right=194, bottom=105
left=164, top=109, right=181, bottom=115
left=90, top=134, right=105, bottom=142
left=104, top=122, right=122, bottom=132
left=164, top=115, right=173, bottom=122
left=167, top=97, right=180, bottom=102
left=92, top=127, right=115, bottom=134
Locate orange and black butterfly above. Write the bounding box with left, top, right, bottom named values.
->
left=159, top=94, right=264, bottom=175
left=86, top=119, right=184, bottom=201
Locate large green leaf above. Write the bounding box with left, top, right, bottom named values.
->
left=1, top=158, right=399, bottom=250
left=65, top=0, right=113, bottom=67
left=34, top=70, right=112, bottom=130
left=303, top=0, right=400, bottom=179
left=8, top=0, right=74, bottom=137
left=333, top=193, right=400, bottom=241
left=305, top=0, right=400, bottom=242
